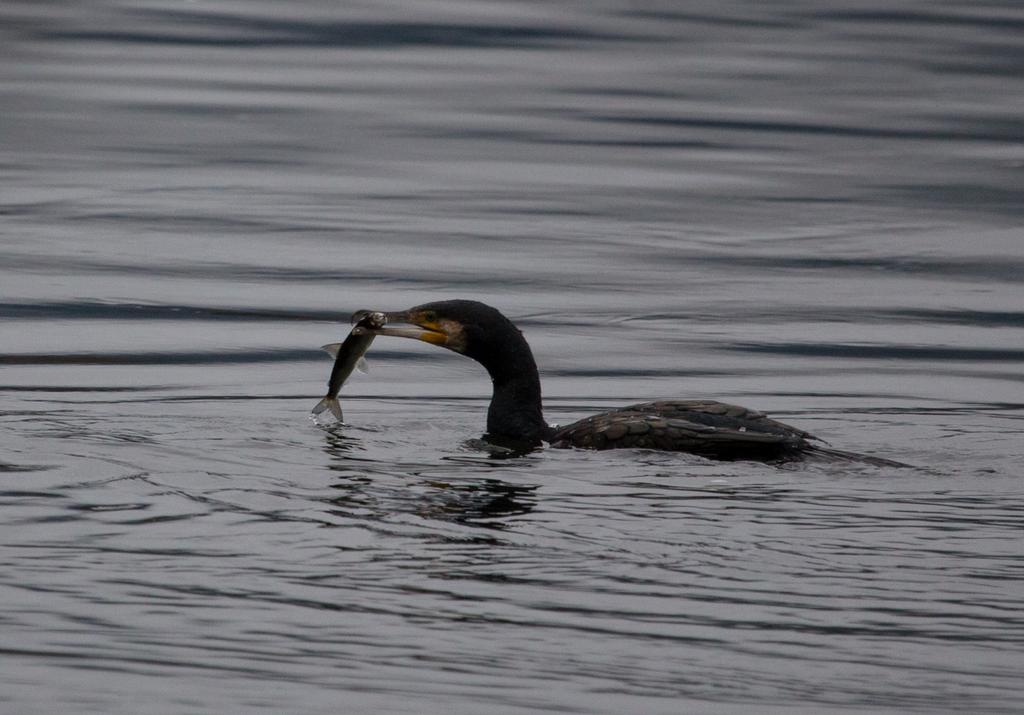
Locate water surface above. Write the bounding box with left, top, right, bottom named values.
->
left=2, top=1, right=1022, bottom=712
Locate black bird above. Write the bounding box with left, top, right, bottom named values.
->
left=357, top=299, right=882, bottom=462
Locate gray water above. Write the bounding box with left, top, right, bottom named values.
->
left=2, top=1, right=1023, bottom=712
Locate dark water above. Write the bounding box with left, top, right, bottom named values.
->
left=2, top=1, right=1023, bottom=712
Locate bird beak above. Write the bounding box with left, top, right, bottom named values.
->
left=352, top=309, right=449, bottom=346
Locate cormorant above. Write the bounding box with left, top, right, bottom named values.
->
left=357, top=299, right=879, bottom=462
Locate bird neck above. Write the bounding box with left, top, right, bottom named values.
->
left=487, top=371, right=550, bottom=446
left=478, top=333, right=550, bottom=445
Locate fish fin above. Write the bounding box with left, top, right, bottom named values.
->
left=355, top=357, right=369, bottom=374
left=311, top=396, right=344, bottom=422
left=321, top=343, right=342, bottom=358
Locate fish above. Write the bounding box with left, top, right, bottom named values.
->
left=311, top=310, right=386, bottom=422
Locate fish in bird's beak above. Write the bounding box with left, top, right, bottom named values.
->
left=351, top=308, right=465, bottom=351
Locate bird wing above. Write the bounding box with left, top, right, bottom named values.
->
left=620, top=400, right=816, bottom=439
left=548, top=400, right=815, bottom=456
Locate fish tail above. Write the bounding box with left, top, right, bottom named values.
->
left=311, top=396, right=344, bottom=422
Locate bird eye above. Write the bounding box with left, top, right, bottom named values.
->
left=422, top=311, right=437, bottom=323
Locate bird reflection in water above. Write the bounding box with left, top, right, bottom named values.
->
left=414, top=476, right=537, bottom=527
left=320, top=428, right=537, bottom=528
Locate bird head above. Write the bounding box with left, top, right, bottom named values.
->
left=354, top=299, right=530, bottom=378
